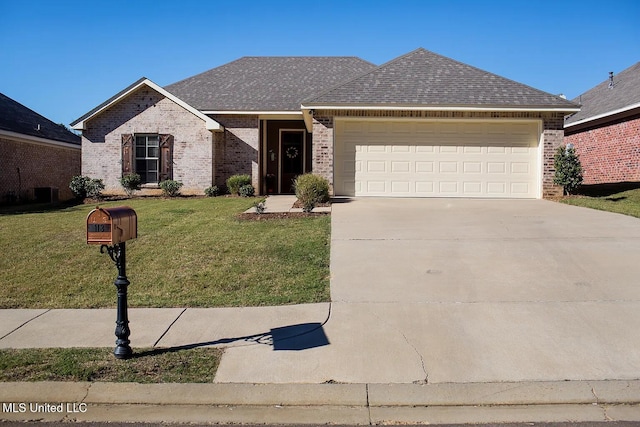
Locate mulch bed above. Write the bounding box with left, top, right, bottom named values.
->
left=291, top=200, right=332, bottom=209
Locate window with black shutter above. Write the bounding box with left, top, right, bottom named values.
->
left=121, top=133, right=173, bottom=184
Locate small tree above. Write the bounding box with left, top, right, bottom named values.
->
left=120, top=173, right=142, bottom=197
left=554, top=145, right=583, bottom=195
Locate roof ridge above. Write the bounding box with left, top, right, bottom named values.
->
left=304, top=47, right=576, bottom=108
left=166, top=56, right=376, bottom=90
left=300, top=49, right=420, bottom=104
left=418, top=48, right=574, bottom=105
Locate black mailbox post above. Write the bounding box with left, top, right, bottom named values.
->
left=87, top=206, right=137, bottom=359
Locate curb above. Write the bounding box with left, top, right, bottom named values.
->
left=2, top=380, right=640, bottom=424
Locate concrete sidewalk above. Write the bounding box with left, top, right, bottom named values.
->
left=2, top=380, right=640, bottom=424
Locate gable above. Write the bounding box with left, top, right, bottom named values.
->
left=71, top=78, right=223, bottom=132
left=304, top=48, right=579, bottom=111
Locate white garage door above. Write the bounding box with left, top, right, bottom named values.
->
left=334, top=120, right=540, bottom=198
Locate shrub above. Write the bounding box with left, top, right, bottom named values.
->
left=204, top=185, right=220, bottom=197
left=294, top=173, right=330, bottom=213
left=85, top=178, right=105, bottom=199
left=120, top=173, right=142, bottom=197
left=160, top=180, right=183, bottom=197
left=239, top=184, right=255, bottom=198
left=554, top=145, right=583, bottom=195
left=69, top=176, right=105, bottom=200
left=226, top=174, right=251, bottom=195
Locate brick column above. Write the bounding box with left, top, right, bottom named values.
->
left=542, top=113, right=565, bottom=198
left=311, top=116, right=334, bottom=195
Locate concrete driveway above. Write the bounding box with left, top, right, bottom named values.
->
left=215, top=198, right=640, bottom=384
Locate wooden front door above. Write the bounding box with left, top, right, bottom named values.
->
left=279, top=130, right=305, bottom=193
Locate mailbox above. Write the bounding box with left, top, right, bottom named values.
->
left=87, top=206, right=137, bottom=245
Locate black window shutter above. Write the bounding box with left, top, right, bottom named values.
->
left=159, top=134, right=174, bottom=181
left=121, top=134, right=134, bottom=175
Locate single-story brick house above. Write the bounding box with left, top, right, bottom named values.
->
left=0, top=92, right=81, bottom=203
left=564, top=62, right=640, bottom=186
left=72, top=48, right=579, bottom=199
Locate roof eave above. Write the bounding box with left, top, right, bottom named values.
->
left=301, top=104, right=580, bottom=113
left=564, top=102, right=640, bottom=128
left=0, top=129, right=81, bottom=149
left=71, top=79, right=224, bottom=132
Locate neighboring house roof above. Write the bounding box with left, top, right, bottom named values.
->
left=303, top=48, right=579, bottom=111
left=165, top=56, right=377, bottom=112
left=0, top=92, right=80, bottom=145
left=71, top=78, right=223, bottom=132
left=565, top=61, right=640, bottom=127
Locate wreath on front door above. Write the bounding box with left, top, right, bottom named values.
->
left=285, top=146, right=299, bottom=159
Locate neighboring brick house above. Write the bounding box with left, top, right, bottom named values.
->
left=564, top=62, right=640, bottom=186
left=0, top=92, right=81, bottom=203
left=73, top=48, right=579, bottom=198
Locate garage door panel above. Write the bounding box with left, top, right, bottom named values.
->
left=367, top=161, right=386, bottom=173
left=511, top=162, right=530, bottom=174
left=463, top=162, right=482, bottom=173
left=416, top=161, right=434, bottom=173
left=335, top=120, right=539, bottom=198
left=438, top=162, right=457, bottom=173
left=391, top=161, right=410, bottom=172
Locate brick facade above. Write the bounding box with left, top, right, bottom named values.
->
left=311, top=110, right=566, bottom=198
left=0, top=135, right=81, bottom=202
left=564, top=115, right=640, bottom=185
left=209, top=115, right=260, bottom=190
left=82, top=86, right=213, bottom=195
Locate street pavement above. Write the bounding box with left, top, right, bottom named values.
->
left=2, top=196, right=640, bottom=424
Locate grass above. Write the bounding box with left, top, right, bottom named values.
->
left=0, top=197, right=331, bottom=308
left=0, top=347, right=222, bottom=383
left=561, top=188, right=640, bottom=219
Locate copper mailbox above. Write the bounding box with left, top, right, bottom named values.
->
left=87, top=206, right=137, bottom=245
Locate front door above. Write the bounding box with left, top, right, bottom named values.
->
left=279, top=130, right=305, bottom=193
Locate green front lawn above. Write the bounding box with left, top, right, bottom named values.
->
left=561, top=188, right=640, bottom=219
left=0, top=347, right=222, bottom=383
left=0, top=198, right=330, bottom=308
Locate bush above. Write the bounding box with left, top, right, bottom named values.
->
left=160, top=180, right=183, bottom=197
left=239, top=184, right=255, bottom=197
left=69, top=176, right=105, bottom=200
left=554, top=145, right=583, bottom=195
left=294, top=173, right=330, bottom=213
left=204, top=185, right=220, bottom=197
left=120, top=173, right=142, bottom=197
left=226, top=174, right=251, bottom=195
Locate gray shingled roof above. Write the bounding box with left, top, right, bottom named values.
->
left=565, top=61, right=640, bottom=125
left=0, top=92, right=80, bottom=145
left=165, top=56, right=377, bottom=111
left=304, top=48, right=578, bottom=109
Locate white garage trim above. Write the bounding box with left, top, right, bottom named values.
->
left=334, top=118, right=543, bottom=199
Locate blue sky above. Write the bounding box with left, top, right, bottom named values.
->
left=1, top=0, right=638, bottom=126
